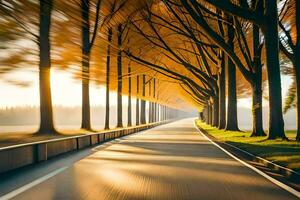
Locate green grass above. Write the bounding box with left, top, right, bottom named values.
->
left=195, top=120, right=300, bottom=173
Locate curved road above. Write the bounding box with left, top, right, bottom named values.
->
left=5, top=119, right=299, bottom=199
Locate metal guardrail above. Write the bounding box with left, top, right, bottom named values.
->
left=0, top=121, right=170, bottom=174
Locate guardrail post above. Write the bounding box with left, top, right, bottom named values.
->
left=36, top=143, right=47, bottom=162
left=76, top=138, right=79, bottom=150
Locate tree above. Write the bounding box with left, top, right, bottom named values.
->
left=104, top=27, right=112, bottom=130
left=127, top=62, right=132, bottom=126
left=80, top=0, right=102, bottom=130
left=116, top=23, right=123, bottom=128
left=141, top=74, right=146, bottom=124
left=136, top=75, right=140, bottom=125
left=279, top=0, right=300, bottom=140
left=218, top=52, right=226, bottom=129
left=148, top=79, right=152, bottom=123
left=38, top=0, right=55, bottom=134
left=224, top=13, right=239, bottom=131
left=153, top=78, right=157, bottom=122
left=0, top=0, right=57, bottom=134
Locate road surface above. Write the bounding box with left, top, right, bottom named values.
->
left=1, top=118, right=298, bottom=200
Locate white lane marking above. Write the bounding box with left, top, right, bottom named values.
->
left=0, top=167, right=68, bottom=200
left=194, top=123, right=300, bottom=199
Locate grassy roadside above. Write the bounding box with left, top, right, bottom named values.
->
left=195, top=120, right=300, bottom=173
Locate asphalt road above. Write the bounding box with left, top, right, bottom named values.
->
left=2, top=118, right=298, bottom=200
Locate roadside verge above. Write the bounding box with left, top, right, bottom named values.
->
left=195, top=121, right=300, bottom=194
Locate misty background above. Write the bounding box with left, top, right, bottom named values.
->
left=0, top=70, right=295, bottom=133
left=0, top=105, right=296, bottom=133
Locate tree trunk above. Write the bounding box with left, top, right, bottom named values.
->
left=295, top=0, right=300, bottom=141
left=104, top=28, right=112, bottom=130
left=117, top=24, right=123, bottom=128
left=157, top=104, right=159, bottom=121
left=225, top=65, right=239, bottom=131
left=251, top=25, right=266, bottom=137
left=212, top=96, right=219, bottom=127
left=162, top=105, right=165, bottom=121
left=166, top=107, right=169, bottom=120
left=199, top=112, right=204, bottom=121
left=148, top=81, right=152, bottom=123
left=218, top=54, right=226, bottom=129
left=164, top=106, right=166, bottom=121
left=225, top=15, right=239, bottom=131
left=166, top=106, right=168, bottom=120
left=149, top=102, right=152, bottom=123
left=161, top=105, right=163, bottom=121
left=250, top=81, right=266, bottom=136
left=206, top=105, right=209, bottom=124
left=127, top=64, right=132, bottom=127
left=153, top=79, right=156, bottom=122
left=160, top=105, right=161, bottom=121
left=295, top=60, right=300, bottom=141
left=165, top=106, right=168, bottom=120
left=207, top=103, right=212, bottom=125
left=153, top=103, right=156, bottom=122
left=225, top=55, right=239, bottom=131
left=262, top=1, right=286, bottom=139
left=204, top=105, right=208, bottom=124
left=206, top=104, right=210, bottom=125
left=210, top=104, right=213, bottom=125
left=136, top=75, right=140, bottom=126
left=81, top=0, right=91, bottom=130
left=154, top=103, right=157, bottom=122
left=141, top=75, right=146, bottom=124
left=38, top=0, right=55, bottom=134
left=153, top=103, right=155, bottom=122
left=157, top=105, right=159, bottom=121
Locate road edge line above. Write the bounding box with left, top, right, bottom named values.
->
left=0, top=167, right=68, bottom=200
left=194, top=123, right=300, bottom=199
